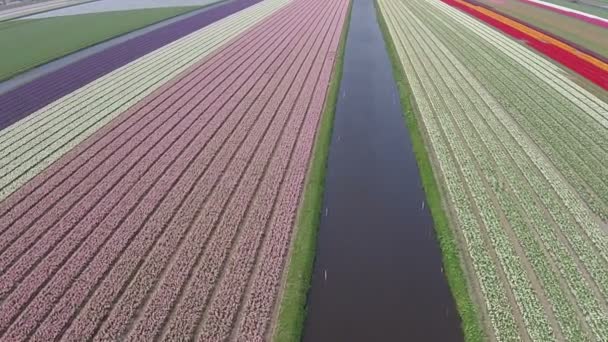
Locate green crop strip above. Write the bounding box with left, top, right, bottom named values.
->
left=271, top=2, right=352, bottom=341
left=374, top=1, right=484, bottom=341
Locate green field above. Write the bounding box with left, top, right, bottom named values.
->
left=0, top=6, right=200, bottom=81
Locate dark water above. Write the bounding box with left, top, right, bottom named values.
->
left=302, top=0, right=463, bottom=340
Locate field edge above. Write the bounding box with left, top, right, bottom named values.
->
left=374, top=1, right=485, bottom=341
left=270, top=1, right=352, bottom=341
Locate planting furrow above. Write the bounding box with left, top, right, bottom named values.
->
left=0, top=0, right=259, bottom=115
left=418, top=11, right=606, bottom=289
left=0, top=73, right=244, bottom=338
left=0, top=24, right=259, bottom=246
left=0, top=8, right=266, bottom=177
left=428, top=8, right=606, bottom=264
left=0, top=5, right=305, bottom=340
left=422, top=0, right=608, bottom=221
left=94, top=2, right=324, bottom=340
left=381, top=1, right=529, bottom=339
left=0, top=6, right=268, bottom=159
left=0, top=1, right=274, bottom=149
left=380, top=0, right=608, bottom=340
left=0, top=0, right=349, bottom=340
left=386, top=12, right=521, bottom=338
left=421, top=1, right=608, bottom=158
left=0, top=10, right=247, bottom=123
left=517, top=0, right=608, bottom=28
left=0, top=31, right=271, bottom=299
left=0, top=0, right=263, bottom=127
left=195, top=4, right=343, bottom=340
left=0, top=0, right=292, bottom=202
left=442, top=0, right=608, bottom=91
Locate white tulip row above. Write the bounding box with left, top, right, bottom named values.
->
left=407, top=0, right=608, bottom=249
left=423, top=0, right=608, bottom=128
left=430, top=0, right=608, bottom=311
left=394, top=5, right=559, bottom=341
left=420, top=0, right=608, bottom=219
left=403, top=2, right=608, bottom=338
left=378, top=0, right=608, bottom=340
left=381, top=1, right=534, bottom=341
left=404, top=9, right=595, bottom=339
left=0, top=0, right=293, bottom=202
left=418, top=0, right=608, bottom=260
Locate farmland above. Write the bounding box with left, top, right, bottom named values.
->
left=0, top=0, right=349, bottom=340
left=0, top=0, right=264, bottom=129
left=0, top=6, right=202, bottom=81
left=1, top=0, right=607, bottom=339
left=473, top=0, right=607, bottom=58
left=378, top=0, right=608, bottom=340
left=444, top=0, right=608, bottom=91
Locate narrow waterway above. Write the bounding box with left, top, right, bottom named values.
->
left=303, top=0, right=463, bottom=340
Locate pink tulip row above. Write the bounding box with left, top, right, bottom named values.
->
left=196, top=2, right=347, bottom=340
left=0, top=12, right=290, bottom=337
left=0, top=0, right=349, bottom=340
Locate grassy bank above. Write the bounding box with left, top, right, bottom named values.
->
left=374, top=1, right=484, bottom=341
left=271, top=2, right=352, bottom=342
left=0, top=6, right=201, bottom=81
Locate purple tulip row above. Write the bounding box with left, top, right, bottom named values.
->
left=0, top=0, right=262, bottom=130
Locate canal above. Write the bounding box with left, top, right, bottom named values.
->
left=302, top=0, right=463, bottom=340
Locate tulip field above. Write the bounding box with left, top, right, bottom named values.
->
left=0, top=0, right=349, bottom=340
left=2, top=0, right=607, bottom=339
left=378, top=0, right=608, bottom=340
left=0, top=0, right=263, bottom=130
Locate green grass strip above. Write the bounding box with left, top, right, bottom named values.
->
left=0, top=6, right=202, bottom=81
left=374, top=1, right=484, bottom=341
left=271, top=2, right=352, bottom=341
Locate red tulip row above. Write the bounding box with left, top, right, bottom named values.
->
left=443, top=0, right=608, bottom=90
